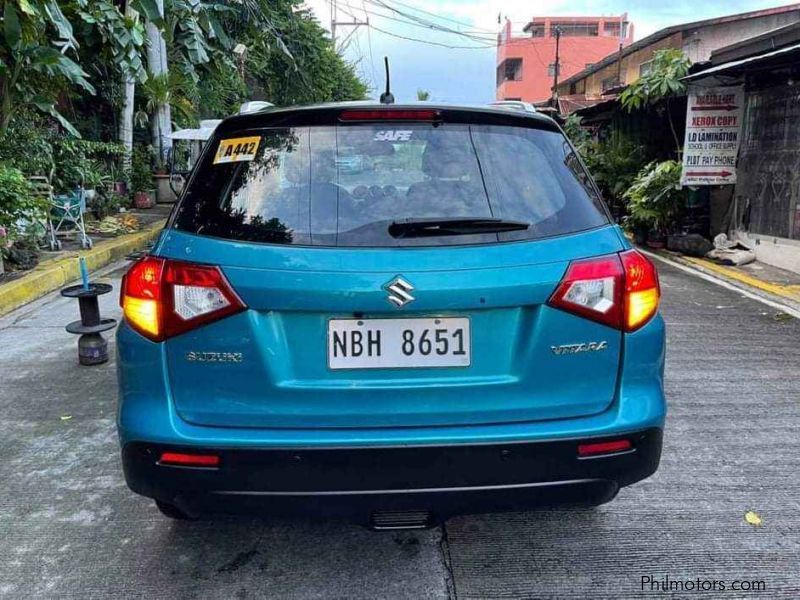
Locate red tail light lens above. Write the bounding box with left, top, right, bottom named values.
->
left=578, top=439, right=632, bottom=457
left=339, top=109, right=441, bottom=122
left=121, top=257, right=245, bottom=341
left=159, top=452, right=220, bottom=467
left=547, top=250, right=659, bottom=332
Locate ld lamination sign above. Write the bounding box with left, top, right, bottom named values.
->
left=681, top=86, right=744, bottom=186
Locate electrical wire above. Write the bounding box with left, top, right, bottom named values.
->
left=369, top=0, right=498, bottom=34
left=327, top=0, right=497, bottom=49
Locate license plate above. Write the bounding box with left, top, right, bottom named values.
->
left=328, top=318, right=471, bottom=370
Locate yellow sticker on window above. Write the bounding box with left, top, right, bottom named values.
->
left=213, top=136, right=261, bottom=164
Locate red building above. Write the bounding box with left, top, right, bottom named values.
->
left=496, top=15, right=634, bottom=103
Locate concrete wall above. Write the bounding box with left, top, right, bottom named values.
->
left=570, top=33, right=681, bottom=98
left=734, top=231, right=800, bottom=274
left=682, top=11, right=800, bottom=62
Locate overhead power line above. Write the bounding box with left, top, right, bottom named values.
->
left=326, top=0, right=498, bottom=49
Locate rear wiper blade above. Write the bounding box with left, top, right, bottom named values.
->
left=388, top=217, right=529, bottom=238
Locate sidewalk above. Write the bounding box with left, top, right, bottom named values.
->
left=0, top=214, right=167, bottom=317
left=646, top=248, right=800, bottom=317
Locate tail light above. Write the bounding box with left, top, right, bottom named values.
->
left=548, top=250, right=659, bottom=332
left=120, top=257, right=245, bottom=342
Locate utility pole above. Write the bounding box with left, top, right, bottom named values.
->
left=616, top=15, right=625, bottom=87
left=329, top=0, right=368, bottom=51
left=551, top=25, right=561, bottom=109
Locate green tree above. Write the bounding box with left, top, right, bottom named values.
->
left=416, top=89, right=430, bottom=101
left=235, top=2, right=367, bottom=108
left=619, top=48, right=691, bottom=154
left=0, top=0, right=94, bottom=134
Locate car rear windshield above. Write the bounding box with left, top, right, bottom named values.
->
left=173, top=123, right=609, bottom=247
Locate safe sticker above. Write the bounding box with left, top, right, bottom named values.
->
left=374, top=130, right=412, bottom=142
left=213, top=136, right=261, bottom=164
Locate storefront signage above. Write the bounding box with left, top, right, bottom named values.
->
left=681, top=86, right=744, bottom=186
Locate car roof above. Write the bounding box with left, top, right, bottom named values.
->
left=216, top=101, right=559, bottom=135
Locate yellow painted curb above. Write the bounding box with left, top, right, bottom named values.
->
left=679, top=255, right=800, bottom=302
left=0, top=220, right=166, bottom=317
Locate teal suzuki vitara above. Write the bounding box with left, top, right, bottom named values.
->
left=117, top=103, right=665, bottom=528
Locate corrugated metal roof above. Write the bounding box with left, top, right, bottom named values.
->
left=684, top=41, right=800, bottom=80
left=557, top=3, right=800, bottom=88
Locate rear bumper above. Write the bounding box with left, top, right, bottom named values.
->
left=122, top=427, right=662, bottom=524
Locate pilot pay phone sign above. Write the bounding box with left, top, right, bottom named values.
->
left=681, top=86, right=744, bottom=186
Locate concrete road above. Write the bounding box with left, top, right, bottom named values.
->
left=1, top=260, right=798, bottom=599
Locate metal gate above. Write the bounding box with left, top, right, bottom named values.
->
left=736, top=83, right=800, bottom=240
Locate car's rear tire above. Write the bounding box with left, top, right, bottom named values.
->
left=155, top=499, right=196, bottom=521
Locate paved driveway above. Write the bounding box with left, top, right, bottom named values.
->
left=0, top=261, right=798, bottom=599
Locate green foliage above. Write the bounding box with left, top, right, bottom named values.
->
left=0, top=0, right=95, bottom=134
left=416, top=89, right=430, bottom=101
left=88, top=189, right=129, bottom=219
left=619, top=49, right=691, bottom=112
left=619, top=49, right=690, bottom=155
left=0, top=110, right=55, bottom=176
left=582, top=131, right=648, bottom=203
left=74, top=0, right=147, bottom=83
left=130, top=144, right=153, bottom=193
left=562, top=114, right=590, bottom=153
left=237, top=3, right=367, bottom=108
left=623, top=160, right=684, bottom=233
left=51, top=138, right=125, bottom=191
left=0, top=163, right=47, bottom=242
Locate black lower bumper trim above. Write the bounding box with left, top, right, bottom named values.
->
left=122, top=428, right=662, bottom=523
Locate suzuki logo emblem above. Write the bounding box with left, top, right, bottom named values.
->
left=384, top=276, right=415, bottom=308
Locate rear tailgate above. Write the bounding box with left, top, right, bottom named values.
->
left=159, top=227, right=625, bottom=428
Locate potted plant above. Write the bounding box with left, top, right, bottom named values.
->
left=131, top=146, right=155, bottom=209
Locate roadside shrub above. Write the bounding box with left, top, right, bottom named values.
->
left=582, top=132, right=647, bottom=216
left=53, top=139, right=125, bottom=192
left=0, top=165, right=45, bottom=239
left=0, top=165, right=48, bottom=269
left=130, top=145, right=154, bottom=193
left=623, top=160, right=684, bottom=234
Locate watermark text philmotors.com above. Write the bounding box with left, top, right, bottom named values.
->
left=641, top=575, right=766, bottom=593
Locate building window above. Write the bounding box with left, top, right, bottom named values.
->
left=639, top=60, right=653, bottom=77
left=551, top=22, right=598, bottom=37
left=529, top=24, right=545, bottom=38
left=497, top=58, right=522, bottom=86
left=547, top=63, right=560, bottom=77
left=601, top=76, right=620, bottom=92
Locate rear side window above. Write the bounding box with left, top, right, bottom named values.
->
left=174, top=123, right=608, bottom=247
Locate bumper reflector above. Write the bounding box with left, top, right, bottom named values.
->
left=577, top=439, right=632, bottom=458
left=159, top=452, right=221, bottom=467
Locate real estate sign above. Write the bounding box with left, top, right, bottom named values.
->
left=681, top=86, right=744, bottom=186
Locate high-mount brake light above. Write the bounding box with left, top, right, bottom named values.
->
left=339, top=109, right=440, bottom=122
left=121, top=257, right=245, bottom=342
left=547, top=250, right=660, bottom=332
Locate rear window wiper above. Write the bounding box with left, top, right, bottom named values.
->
left=388, top=217, right=530, bottom=238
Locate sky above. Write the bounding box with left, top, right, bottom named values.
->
left=301, top=0, right=794, bottom=103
